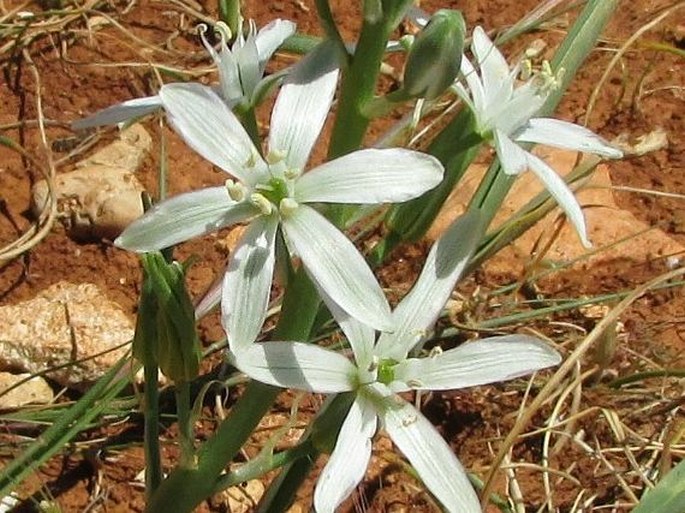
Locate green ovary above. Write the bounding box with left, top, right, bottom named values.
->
left=256, top=177, right=290, bottom=206
left=377, top=358, right=399, bottom=385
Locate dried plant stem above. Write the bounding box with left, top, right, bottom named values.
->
left=0, top=48, right=56, bottom=263
left=583, top=1, right=685, bottom=125
left=480, top=265, right=685, bottom=507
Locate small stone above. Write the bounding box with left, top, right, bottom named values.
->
left=223, top=480, right=264, bottom=513
left=31, top=123, right=151, bottom=241
left=0, top=372, right=54, bottom=409
left=0, top=282, right=133, bottom=388
left=76, top=123, right=152, bottom=172
left=31, top=165, right=145, bottom=240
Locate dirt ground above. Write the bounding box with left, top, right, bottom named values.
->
left=1, top=0, right=684, bottom=511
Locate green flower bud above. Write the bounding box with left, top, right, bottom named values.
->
left=133, top=253, right=201, bottom=383
left=402, top=9, right=465, bottom=100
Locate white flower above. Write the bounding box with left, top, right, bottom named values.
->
left=199, top=19, right=296, bottom=109
left=454, top=26, right=623, bottom=247
left=230, top=212, right=562, bottom=512
left=115, top=47, right=445, bottom=351
left=72, top=19, right=295, bottom=129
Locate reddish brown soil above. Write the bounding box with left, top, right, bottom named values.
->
left=1, top=1, right=683, bottom=512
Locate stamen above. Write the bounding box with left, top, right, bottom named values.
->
left=244, top=151, right=258, bottom=169
left=266, top=149, right=287, bottom=165
left=279, top=198, right=299, bottom=217
left=284, top=167, right=302, bottom=180
left=225, top=179, right=246, bottom=202
left=214, top=21, right=232, bottom=44
left=250, top=193, right=273, bottom=216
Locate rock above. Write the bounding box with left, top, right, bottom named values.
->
left=75, top=123, right=151, bottom=171
left=428, top=148, right=685, bottom=277
left=31, top=165, right=145, bottom=240
left=31, top=124, right=150, bottom=241
left=223, top=480, right=264, bottom=513
left=0, top=282, right=133, bottom=389
left=0, top=372, right=54, bottom=409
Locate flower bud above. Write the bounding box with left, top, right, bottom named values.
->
left=133, top=253, right=201, bottom=383
left=402, top=9, right=465, bottom=100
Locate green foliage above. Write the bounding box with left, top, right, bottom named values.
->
left=135, top=253, right=201, bottom=384
left=633, top=460, right=685, bottom=513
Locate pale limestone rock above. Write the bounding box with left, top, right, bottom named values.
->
left=75, top=123, right=152, bottom=171
left=0, top=372, right=54, bottom=409
left=31, top=165, right=145, bottom=240
left=223, top=480, right=264, bottom=513
left=0, top=282, right=133, bottom=388
left=31, top=124, right=151, bottom=240
left=428, top=148, right=684, bottom=276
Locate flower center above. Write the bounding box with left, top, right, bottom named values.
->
left=255, top=176, right=289, bottom=206
left=376, top=358, right=399, bottom=385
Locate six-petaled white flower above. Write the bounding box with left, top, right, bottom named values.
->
left=230, top=212, right=562, bottom=512
left=72, top=19, right=296, bottom=129
left=454, top=26, right=623, bottom=247
left=114, top=48, right=445, bottom=351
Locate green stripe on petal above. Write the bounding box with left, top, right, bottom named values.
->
left=281, top=205, right=393, bottom=331
left=294, top=149, right=444, bottom=204
left=375, top=210, right=484, bottom=360
left=374, top=383, right=481, bottom=513
left=222, top=215, right=278, bottom=352
left=393, top=335, right=561, bottom=390
left=515, top=118, right=624, bottom=158
left=314, top=396, right=377, bottom=513
left=268, top=41, right=339, bottom=171
left=159, top=83, right=266, bottom=185
left=230, top=342, right=356, bottom=393
left=115, top=187, right=256, bottom=252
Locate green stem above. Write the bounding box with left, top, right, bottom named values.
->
left=175, top=381, right=195, bottom=469
left=326, top=17, right=391, bottom=159
left=145, top=269, right=321, bottom=513
left=143, top=359, right=162, bottom=498
left=314, top=0, right=348, bottom=63
left=238, top=106, right=261, bottom=150
left=255, top=393, right=355, bottom=513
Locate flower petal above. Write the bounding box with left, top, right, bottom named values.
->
left=281, top=205, right=393, bottom=331
left=193, top=268, right=224, bottom=320
left=515, top=118, right=624, bottom=158
left=375, top=210, right=484, bottom=360
left=374, top=384, right=480, bottom=512
left=494, top=131, right=590, bottom=246
left=314, top=395, right=377, bottom=513
left=159, top=83, right=267, bottom=184
left=222, top=215, right=278, bottom=351
left=525, top=149, right=591, bottom=248
left=317, top=285, right=376, bottom=371
left=488, top=80, right=544, bottom=135
left=115, top=187, right=257, bottom=252
left=256, top=19, right=296, bottom=70
left=234, top=23, right=261, bottom=99
left=471, top=26, right=512, bottom=107
left=394, top=335, right=561, bottom=390
left=493, top=129, right=528, bottom=175
left=200, top=24, right=243, bottom=107
left=72, top=95, right=162, bottom=130
left=268, top=41, right=339, bottom=170
left=459, top=55, right=486, bottom=119
left=230, top=341, right=356, bottom=392
left=295, top=149, right=443, bottom=204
